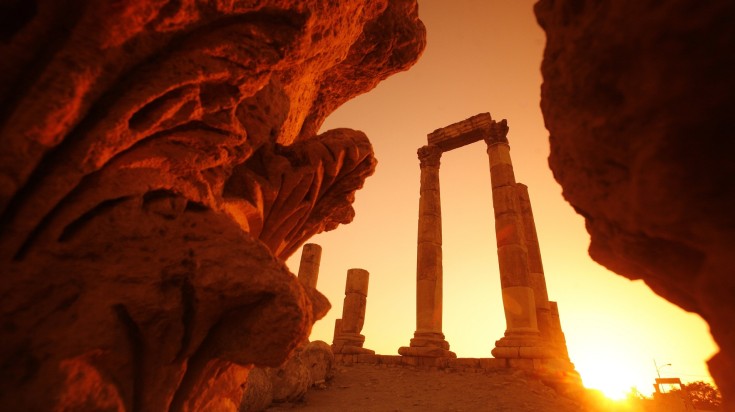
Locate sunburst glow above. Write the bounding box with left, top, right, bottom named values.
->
left=581, top=362, right=635, bottom=400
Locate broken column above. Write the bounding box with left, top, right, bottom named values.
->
left=515, top=184, right=553, bottom=343
left=485, top=120, right=550, bottom=359
left=516, top=184, right=572, bottom=360
left=297, top=243, right=322, bottom=289
left=332, top=268, right=374, bottom=354
left=549, top=301, right=571, bottom=360
left=399, top=145, right=455, bottom=358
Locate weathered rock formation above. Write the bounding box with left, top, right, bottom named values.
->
left=239, top=368, right=273, bottom=412
left=535, top=0, right=735, bottom=407
left=243, top=340, right=334, bottom=411
left=0, top=1, right=425, bottom=410
left=301, top=340, right=335, bottom=387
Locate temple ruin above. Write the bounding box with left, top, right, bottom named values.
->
left=397, top=113, right=572, bottom=367
left=328, top=114, right=577, bottom=383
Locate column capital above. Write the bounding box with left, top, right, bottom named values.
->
left=418, top=144, right=442, bottom=168
left=483, top=119, right=509, bottom=146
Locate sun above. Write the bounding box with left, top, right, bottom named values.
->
left=580, top=363, right=637, bottom=401
left=594, top=382, right=630, bottom=401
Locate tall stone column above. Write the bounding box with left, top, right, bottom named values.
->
left=332, top=268, right=374, bottom=354
left=485, top=120, right=549, bottom=359
left=399, top=145, right=455, bottom=358
left=297, top=243, right=322, bottom=289
left=515, top=184, right=553, bottom=343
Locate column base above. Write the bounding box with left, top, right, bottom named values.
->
left=398, top=331, right=456, bottom=358
left=409, top=331, right=450, bottom=349
left=333, top=333, right=374, bottom=354
left=537, top=358, right=584, bottom=392
left=492, top=330, right=553, bottom=359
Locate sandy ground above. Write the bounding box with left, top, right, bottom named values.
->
left=266, top=363, right=589, bottom=412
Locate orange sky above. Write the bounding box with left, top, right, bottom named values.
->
left=286, top=0, right=718, bottom=399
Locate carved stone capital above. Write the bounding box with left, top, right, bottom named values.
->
left=417, top=144, right=443, bottom=168
left=484, top=119, right=510, bottom=146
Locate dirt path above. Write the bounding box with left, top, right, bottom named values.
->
left=266, top=363, right=588, bottom=412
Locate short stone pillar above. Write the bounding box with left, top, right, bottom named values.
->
left=485, top=120, right=550, bottom=359
left=399, top=145, right=455, bottom=358
left=332, top=269, right=374, bottom=354
left=297, top=243, right=322, bottom=289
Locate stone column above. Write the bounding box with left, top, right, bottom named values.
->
left=485, top=120, right=549, bottom=359
left=332, top=268, right=374, bottom=354
left=399, top=145, right=455, bottom=358
left=297, top=243, right=321, bottom=289
left=515, top=184, right=553, bottom=343
left=549, top=301, right=571, bottom=360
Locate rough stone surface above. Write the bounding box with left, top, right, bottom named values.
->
left=267, top=355, right=310, bottom=403
left=535, top=0, right=735, bottom=407
left=301, top=340, right=335, bottom=386
left=266, top=363, right=587, bottom=412
left=242, top=342, right=333, bottom=411
left=239, top=368, right=273, bottom=412
left=0, top=1, right=425, bottom=410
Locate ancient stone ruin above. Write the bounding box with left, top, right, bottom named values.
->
left=240, top=243, right=336, bottom=411
left=332, top=268, right=375, bottom=355
left=327, top=114, right=577, bottom=387
left=397, top=113, right=574, bottom=371
left=3, top=0, right=733, bottom=409
left=0, top=1, right=425, bottom=410
left=535, top=1, right=735, bottom=408
left=297, top=243, right=323, bottom=290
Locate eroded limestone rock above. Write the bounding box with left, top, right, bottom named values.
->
left=239, top=368, right=273, bottom=412
left=535, top=0, right=735, bottom=407
left=301, top=340, right=335, bottom=386
left=267, top=356, right=311, bottom=403
left=0, top=0, right=425, bottom=410
left=243, top=340, right=334, bottom=411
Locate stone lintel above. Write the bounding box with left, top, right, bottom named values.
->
left=427, top=112, right=494, bottom=151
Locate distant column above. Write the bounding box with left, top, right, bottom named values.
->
left=549, top=301, right=571, bottom=360
left=485, top=120, right=549, bottom=359
left=332, top=268, right=374, bottom=354
left=297, top=243, right=322, bottom=289
left=399, top=145, right=455, bottom=358
left=515, top=184, right=553, bottom=342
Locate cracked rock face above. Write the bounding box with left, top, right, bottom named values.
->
left=0, top=0, right=425, bottom=410
left=535, top=0, right=735, bottom=407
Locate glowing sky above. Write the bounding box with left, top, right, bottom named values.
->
left=285, top=0, right=718, bottom=399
